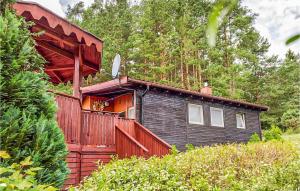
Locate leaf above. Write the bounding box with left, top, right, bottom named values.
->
left=29, top=167, right=43, bottom=171
left=20, top=156, right=33, bottom=166
left=0, top=151, right=10, bottom=159
left=285, top=34, right=300, bottom=45
left=206, top=0, right=237, bottom=47
left=0, top=167, right=13, bottom=175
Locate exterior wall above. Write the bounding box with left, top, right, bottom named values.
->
left=113, top=93, right=133, bottom=115
left=136, top=89, right=261, bottom=151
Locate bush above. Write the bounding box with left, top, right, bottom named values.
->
left=73, top=141, right=299, bottom=191
left=249, top=133, right=261, bottom=143
left=285, top=127, right=300, bottom=134
left=281, top=109, right=300, bottom=131
left=0, top=151, right=57, bottom=191
left=0, top=9, right=69, bottom=187
left=264, top=124, right=283, bottom=141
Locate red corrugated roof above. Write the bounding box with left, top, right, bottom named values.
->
left=81, top=76, right=269, bottom=111
left=13, top=1, right=103, bottom=83
left=13, top=1, right=103, bottom=51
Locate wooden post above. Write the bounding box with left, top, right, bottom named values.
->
left=73, top=45, right=83, bottom=99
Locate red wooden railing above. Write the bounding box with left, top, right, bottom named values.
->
left=114, top=120, right=171, bottom=158
left=53, top=92, right=171, bottom=187
left=116, top=118, right=136, bottom=137
left=134, top=121, right=171, bottom=157
left=55, top=93, right=81, bottom=144
left=82, top=111, right=116, bottom=147
left=115, top=125, right=149, bottom=158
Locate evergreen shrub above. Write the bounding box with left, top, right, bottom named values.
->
left=73, top=141, right=300, bottom=191
left=264, top=124, right=283, bottom=141
left=0, top=8, right=69, bottom=188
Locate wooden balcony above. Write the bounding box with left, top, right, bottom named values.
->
left=54, top=93, right=171, bottom=187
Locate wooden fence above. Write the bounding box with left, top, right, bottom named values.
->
left=134, top=122, right=171, bottom=157
left=54, top=93, right=171, bottom=187
left=55, top=93, right=81, bottom=144
left=115, top=125, right=149, bottom=158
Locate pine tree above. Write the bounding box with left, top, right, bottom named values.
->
left=0, top=6, right=69, bottom=188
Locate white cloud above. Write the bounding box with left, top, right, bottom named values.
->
left=242, top=0, right=300, bottom=58
left=30, top=0, right=93, bottom=17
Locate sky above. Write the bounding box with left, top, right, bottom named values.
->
left=30, top=0, right=300, bottom=59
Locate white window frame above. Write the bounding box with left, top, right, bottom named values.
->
left=236, top=113, right=246, bottom=129
left=210, top=107, right=224, bottom=127
left=188, top=103, right=204, bottom=125
left=127, top=107, right=135, bottom=119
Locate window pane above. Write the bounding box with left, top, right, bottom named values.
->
left=188, top=104, right=203, bottom=124
left=236, top=113, right=245, bottom=128
left=127, top=107, right=135, bottom=119
left=210, top=108, right=224, bottom=127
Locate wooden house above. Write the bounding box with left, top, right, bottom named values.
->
left=82, top=76, right=268, bottom=151
left=14, top=1, right=268, bottom=187
left=13, top=1, right=171, bottom=187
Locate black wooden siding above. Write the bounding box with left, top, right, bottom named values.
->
left=135, top=88, right=262, bottom=151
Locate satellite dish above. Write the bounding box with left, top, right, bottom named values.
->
left=112, top=54, right=121, bottom=78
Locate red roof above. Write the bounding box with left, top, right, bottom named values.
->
left=81, top=76, right=269, bottom=111
left=13, top=1, right=103, bottom=83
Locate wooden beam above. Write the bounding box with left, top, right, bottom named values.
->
left=36, top=40, right=73, bottom=60
left=37, top=40, right=98, bottom=72
left=52, top=71, right=64, bottom=83
left=45, top=64, right=74, bottom=71
left=73, top=45, right=83, bottom=98
left=83, top=61, right=99, bottom=71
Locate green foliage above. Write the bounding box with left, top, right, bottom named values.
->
left=259, top=51, right=300, bottom=130
left=249, top=133, right=260, bottom=143
left=48, top=82, right=73, bottom=95
left=73, top=141, right=300, bottom=191
left=206, top=0, right=237, bottom=47
left=0, top=151, right=57, bottom=191
left=0, top=9, right=69, bottom=188
left=67, top=0, right=299, bottom=131
left=286, top=33, right=300, bottom=45
left=170, top=145, right=179, bottom=155
left=185, top=143, right=195, bottom=151
left=281, top=109, right=300, bottom=131
left=263, top=124, right=283, bottom=141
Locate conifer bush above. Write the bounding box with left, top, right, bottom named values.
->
left=74, top=141, right=300, bottom=191
left=0, top=5, right=69, bottom=188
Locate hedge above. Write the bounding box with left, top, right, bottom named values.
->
left=73, top=141, right=300, bottom=191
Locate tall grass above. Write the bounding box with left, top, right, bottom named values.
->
left=72, top=141, right=300, bottom=191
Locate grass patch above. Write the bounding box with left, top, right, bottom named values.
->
left=283, top=133, right=300, bottom=152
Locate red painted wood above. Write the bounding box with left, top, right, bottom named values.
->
left=115, top=125, right=149, bottom=159
left=133, top=121, right=171, bottom=157
left=55, top=93, right=170, bottom=188
left=55, top=95, right=81, bottom=144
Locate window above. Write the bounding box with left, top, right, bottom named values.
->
left=188, top=104, right=204, bottom=125
left=236, top=113, right=246, bottom=129
left=210, top=107, right=224, bottom=127
left=127, top=107, right=135, bottom=119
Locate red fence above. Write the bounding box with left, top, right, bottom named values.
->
left=54, top=93, right=171, bottom=187
left=55, top=93, right=81, bottom=144
left=114, top=121, right=171, bottom=158
left=82, top=111, right=116, bottom=147
left=115, top=125, right=149, bottom=158
left=134, top=122, right=171, bottom=157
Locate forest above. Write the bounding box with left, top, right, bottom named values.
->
left=65, top=0, right=300, bottom=131
left=0, top=0, right=299, bottom=190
